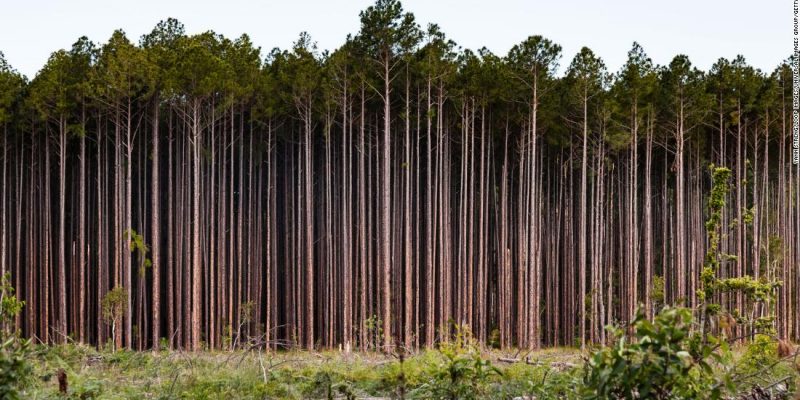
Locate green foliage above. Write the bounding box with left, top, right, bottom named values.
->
left=418, top=23, right=457, bottom=82
left=659, top=54, right=711, bottom=133
left=94, top=30, right=148, bottom=102
left=124, top=228, right=151, bottom=276
left=714, top=276, right=781, bottom=303
left=101, top=286, right=128, bottom=351
left=612, top=42, right=657, bottom=120
left=237, top=301, right=254, bottom=327
left=68, top=379, right=103, bottom=399
left=765, top=234, right=784, bottom=267
left=413, top=325, right=502, bottom=399
left=699, top=166, right=732, bottom=306
left=700, top=165, right=781, bottom=337
left=356, top=0, right=422, bottom=62
left=651, top=275, right=665, bottom=311
left=507, top=35, right=562, bottom=79
left=221, top=325, right=233, bottom=350
left=494, top=355, right=582, bottom=399
left=731, top=335, right=798, bottom=395
left=101, top=287, right=128, bottom=327
left=0, top=274, right=23, bottom=337
left=564, top=46, right=609, bottom=129
left=742, top=205, right=756, bottom=225
left=303, top=367, right=348, bottom=399
left=0, top=273, right=32, bottom=399
left=741, top=334, right=778, bottom=371
left=19, top=340, right=797, bottom=399
left=566, top=47, right=608, bottom=93
left=272, top=32, right=323, bottom=121
left=0, top=338, right=32, bottom=400
left=488, top=328, right=501, bottom=349
left=582, top=307, right=723, bottom=400
left=580, top=167, right=791, bottom=399
left=0, top=53, right=26, bottom=126
left=364, top=315, right=383, bottom=351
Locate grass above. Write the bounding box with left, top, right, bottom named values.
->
left=23, top=344, right=581, bottom=399
left=20, top=342, right=797, bottom=399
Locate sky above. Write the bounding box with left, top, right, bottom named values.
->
left=0, top=0, right=790, bottom=80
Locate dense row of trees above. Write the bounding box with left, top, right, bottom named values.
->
left=0, top=0, right=796, bottom=351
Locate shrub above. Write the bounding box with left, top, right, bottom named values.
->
left=0, top=337, right=32, bottom=399
left=488, top=328, right=501, bottom=349
left=582, top=307, right=722, bottom=400
left=0, top=272, right=32, bottom=399
left=413, top=325, right=501, bottom=399
left=68, top=379, right=103, bottom=399
left=101, top=286, right=128, bottom=351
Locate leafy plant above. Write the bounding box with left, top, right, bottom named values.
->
left=124, top=228, right=151, bottom=276
left=233, top=300, right=255, bottom=349
left=413, top=325, right=501, bottom=399
left=101, top=286, right=128, bottom=352
left=488, top=328, right=501, bottom=349
left=309, top=368, right=335, bottom=399
left=0, top=272, right=32, bottom=399
left=582, top=167, right=792, bottom=400
left=364, top=315, right=383, bottom=351
left=68, top=378, right=103, bottom=399
left=651, top=275, right=665, bottom=312
left=699, top=166, right=781, bottom=340
left=582, top=307, right=722, bottom=399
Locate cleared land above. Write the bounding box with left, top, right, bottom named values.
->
left=23, top=344, right=798, bottom=399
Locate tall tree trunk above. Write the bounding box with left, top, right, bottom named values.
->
left=151, top=100, right=161, bottom=349
left=579, top=90, right=588, bottom=348
left=192, top=100, right=202, bottom=351
left=381, top=57, right=392, bottom=350
left=58, top=116, right=67, bottom=343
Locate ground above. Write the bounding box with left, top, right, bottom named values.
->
left=20, top=343, right=798, bottom=399
left=23, top=344, right=580, bottom=399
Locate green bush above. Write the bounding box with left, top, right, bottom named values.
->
left=582, top=307, right=722, bottom=400
left=0, top=272, right=31, bottom=399
left=494, top=361, right=581, bottom=399
left=731, top=335, right=797, bottom=396
left=413, top=325, right=502, bottom=399
left=68, top=378, right=103, bottom=399
left=742, top=334, right=778, bottom=370
left=0, top=336, right=32, bottom=399
left=101, top=286, right=128, bottom=352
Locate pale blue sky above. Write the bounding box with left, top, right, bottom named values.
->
left=0, top=0, right=789, bottom=79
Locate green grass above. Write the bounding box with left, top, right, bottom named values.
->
left=22, top=344, right=581, bottom=399
left=19, top=343, right=797, bottom=399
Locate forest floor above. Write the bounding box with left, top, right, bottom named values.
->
left=21, top=343, right=798, bottom=399
left=23, top=344, right=580, bottom=399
